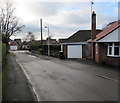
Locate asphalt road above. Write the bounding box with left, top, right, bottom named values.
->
left=12, top=51, right=118, bottom=101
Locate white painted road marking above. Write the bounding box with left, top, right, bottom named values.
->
left=96, top=74, right=119, bottom=82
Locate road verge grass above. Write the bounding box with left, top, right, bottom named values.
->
left=2, top=54, right=9, bottom=101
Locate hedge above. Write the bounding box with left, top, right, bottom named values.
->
left=2, top=43, right=6, bottom=61
left=0, top=42, right=7, bottom=64
left=30, top=44, right=61, bottom=58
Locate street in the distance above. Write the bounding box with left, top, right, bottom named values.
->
left=12, top=51, right=118, bottom=101
left=1, top=1, right=119, bottom=102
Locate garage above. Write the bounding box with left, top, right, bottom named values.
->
left=67, top=45, right=82, bottom=58
left=60, top=42, right=87, bottom=59
left=10, top=46, right=18, bottom=51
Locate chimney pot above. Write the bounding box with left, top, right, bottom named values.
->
left=92, top=11, right=95, bottom=14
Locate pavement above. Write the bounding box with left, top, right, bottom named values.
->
left=2, top=53, right=35, bottom=101
left=11, top=50, right=119, bottom=101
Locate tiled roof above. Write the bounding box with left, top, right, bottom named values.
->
left=9, top=40, right=18, bottom=46
left=61, top=30, right=102, bottom=43
left=88, top=20, right=120, bottom=42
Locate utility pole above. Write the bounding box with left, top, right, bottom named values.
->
left=40, top=19, right=43, bottom=54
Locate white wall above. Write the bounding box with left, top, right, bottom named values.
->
left=98, top=27, right=120, bottom=42
left=10, top=46, right=18, bottom=50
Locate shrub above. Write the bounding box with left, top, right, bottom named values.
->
left=0, top=42, right=7, bottom=64
left=2, top=42, right=7, bottom=63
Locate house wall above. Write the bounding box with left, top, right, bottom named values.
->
left=90, top=42, right=95, bottom=60
left=95, top=43, right=107, bottom=63
left=10, top=46, right=18, bottom=50
left=86, top=43, right=91, bottom=58
left=63, top=45, right=67, bottom=58
left=82, top=44, right=86, bottom=58
left=9, top=41, right=18, bottom=50
left=95, top=43, right=99, bottom=63
left=106, top=57, right=120, bottom=67
left=95, top=43, right=120, bottom=67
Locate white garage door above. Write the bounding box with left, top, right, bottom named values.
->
left=10, top=46, right=18, bottom=50
left=67, top=45, right=82, bottom=58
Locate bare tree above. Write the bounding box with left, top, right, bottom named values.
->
left=23, top=32, right=35, bottom=42
left=0, top=2, right=24, bottom=44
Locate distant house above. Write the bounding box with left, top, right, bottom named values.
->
left=9, top=40, right=19, bottom=50
left=46, top=38, right=57, bottom=44
left=21, top=41, right=30, bottom=50
left=21, top=39, right=57, bottom=50
left=14, top=39, right=22, bottom=45
left=88, top=20, right=120, bottom=67
left=28, top=39, right=57, bottom=46
left=59, top=38, right=67, bottom=43
left=9, top=39, right=22, bottom=50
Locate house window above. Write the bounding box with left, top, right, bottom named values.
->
left=108, top=43, right=120, bottom=57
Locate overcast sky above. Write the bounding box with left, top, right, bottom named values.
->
left=5, top=0, right=119, bottom=40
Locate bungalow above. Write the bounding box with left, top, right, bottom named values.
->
left=88, top=20, right=120, bottom=67
left=60, top=11, right=101, bottom=59
left=9, top=40, right=19, bottom=51
left=60, top=29, right=102, bottom=59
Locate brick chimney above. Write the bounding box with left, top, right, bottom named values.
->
left=90, top=11, right=96, bottom=60
left=91, top=11, right=96, bottom=40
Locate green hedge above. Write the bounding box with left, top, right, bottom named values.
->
left=2, top=43, right=6, bottom=61
left=30, top=44, right=41, bottom=51
left=30, top=44, right=61, bottom=57
left=42, top=45, right=61, bottom=57
left=0, top=42, right=7, bottom=63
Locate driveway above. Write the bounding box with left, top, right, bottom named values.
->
left=12, top=50, right=118, bottom=101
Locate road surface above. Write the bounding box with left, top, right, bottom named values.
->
left=12, top=51, right=118, bottom=101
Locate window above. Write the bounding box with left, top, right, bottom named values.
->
left=109, top=47, right=112, bottom=55
left=108, top=43, right=120, bottom=57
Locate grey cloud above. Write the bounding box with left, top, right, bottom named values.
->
left=97, top=13, right=117, bottom=28
left=62, top=13, right=90, bottom=26
left=23, top=2, right=90, bottom=17
left=25, top=2, right=65, bottom=17
left=14, top=2, right=117, bottom=40
left=42, top=24, right=84, bottom=38
left=22, top=24, right=40, bottom=34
